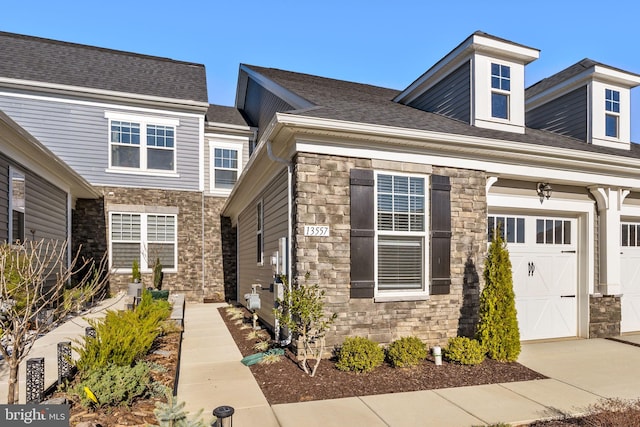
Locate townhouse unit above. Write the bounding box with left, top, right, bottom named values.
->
left=223, top=32, right=640, bottom=348
left=0, top=32, right=253, bottom=301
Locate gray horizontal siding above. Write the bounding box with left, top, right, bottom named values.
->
left=526, top=87, right=587, bottom=141
left=0, top=93, right=201, bottom=190
left=408, top=61, right=471, bottom=123
left=0, top=152, right=67, bottom=243
left=26, top=171, right=67, bottom=242
left=237, top=168, right=288, bottom=327
left=242, top=77, right=294, bottom=141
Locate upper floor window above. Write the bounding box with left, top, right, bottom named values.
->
left=491, top=63, right=510, bottom=119
left=376, top=173, right=427, bottom=293
left=106, top=112, right=179, bottom=173
left=605, top=89, right=620, bottom=138
left=209, top=140, right=243, bottom=192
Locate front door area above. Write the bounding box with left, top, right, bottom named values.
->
left=489, top=215, right=578, bottom=341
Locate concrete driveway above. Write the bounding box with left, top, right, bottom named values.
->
left=518, top=335, right=640, bottom=400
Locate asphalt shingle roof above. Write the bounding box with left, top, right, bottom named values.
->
left=206, top=104, right=250, bottom=127
left=244, top=64, right=640, bottom=159
left=0, top=32, right=208, bottom=103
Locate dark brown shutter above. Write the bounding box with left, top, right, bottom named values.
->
left=350, top=169, right=375, bottom=298
left=431, top=175, right=451, bottom=295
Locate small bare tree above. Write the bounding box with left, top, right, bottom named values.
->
left=0, top=239, right=109, bottom=404
left=274, top=274, right=336, bottom=377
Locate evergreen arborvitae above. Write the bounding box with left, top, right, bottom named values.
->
left=476, top=229, right=521, bottom=362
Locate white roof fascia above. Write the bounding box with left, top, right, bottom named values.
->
left=275, top=113, right=640, bottom=178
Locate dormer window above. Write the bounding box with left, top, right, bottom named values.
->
left=605, top=89, right=620, bottom=138
left=491, top=63, right=511, bottom=119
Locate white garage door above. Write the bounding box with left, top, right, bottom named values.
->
left=489, top=215, right=578, bottom=341
left=621, top=223, right=640, bottom=333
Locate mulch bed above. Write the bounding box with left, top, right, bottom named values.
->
left=219, top=306, right=547, bottom=405
left=51, top=331, right=181, bottom=427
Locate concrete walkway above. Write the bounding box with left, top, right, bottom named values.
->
left=0, top=292, right=127, bottom=404
left=176, top=303, right=640, bottom=427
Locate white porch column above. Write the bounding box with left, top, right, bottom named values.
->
left=589, top=187, right=629, bottom=295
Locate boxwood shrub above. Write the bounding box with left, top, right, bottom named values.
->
left=443, top=337, right=486, bottom=365
left=336, top=336, right=384, bottom=373
left=386, top=336, right=427, bottom=368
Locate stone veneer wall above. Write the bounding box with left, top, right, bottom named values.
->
left=73, top=197, right=108, bottom=296
left=203, top=196, right=230, bottom=302
left=589, top=294, right=621, bottom=338
left=293, top=152, right=486, bottom=349
left=100, top=187, right=207, bottom=301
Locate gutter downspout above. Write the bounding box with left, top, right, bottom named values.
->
left=266, top=140, right=293, bottom=346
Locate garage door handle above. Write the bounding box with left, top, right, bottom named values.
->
left=561, top=250, right=576, bottom=253
left=561, top=295, right=576, bottom=298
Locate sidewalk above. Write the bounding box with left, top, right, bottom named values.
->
left=176, top=303, right=279, bottom=426
left=0, top=293, right=127, bottom=404
left=177, top=303, right=640, bottom=427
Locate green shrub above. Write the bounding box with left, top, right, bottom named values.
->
left=74, top=291, right=171, bottom=373
left=443, top=337, right=486, bottom=365
left=336, top=336, right=384, bottom=373
left=74, top=362, right=151, bottom=407
left=476, top=227, right=521, bottom=362
left=386, top=336, right=427, bottom=368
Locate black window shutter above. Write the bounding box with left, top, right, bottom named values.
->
left=431, top=175, right=451, bottom=295
left=350, top=169, right=375, bottom=298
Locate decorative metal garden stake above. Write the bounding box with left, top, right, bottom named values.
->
left=26, top=357, right=45, bottom=403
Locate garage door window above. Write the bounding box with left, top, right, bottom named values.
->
left=622, top=223, right=640, bottom=247
left=488, top=216, right=525, bottom=243
left=536, top=219, right=571, bottom=244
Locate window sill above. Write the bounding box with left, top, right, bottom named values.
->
left=374, top=294, right=430, bottom=303
left=208, top=188, right=233, bottom=197
left=105, top=168, right=180, bottom=178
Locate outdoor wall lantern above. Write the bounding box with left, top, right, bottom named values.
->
left=536, top=182, right=553, bottom=203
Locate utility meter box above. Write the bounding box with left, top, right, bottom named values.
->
left=244, top=284, right=261, bottom=310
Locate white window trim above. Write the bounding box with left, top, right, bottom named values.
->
left=104, top=111, right=180, bottom=175
left=373, top=171, right=429, bottom=300
left=605, top=88, right=621, bottom=139
left=109, top=211, right=178, bottom=274
left=209, top=139, right=243, bottom=195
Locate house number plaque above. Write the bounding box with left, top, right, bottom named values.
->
left=304, top=225, right=330, bottom=236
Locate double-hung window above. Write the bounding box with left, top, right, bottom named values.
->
left=605, top=89, right=620, bottom=138
left=106, top=112, right=179, bottom=173
left=110, top=212, right=177, bottom=272
left=375, top=173, right=427, bottom=294
left=491, top=63, right=510, bottom=119
left=209, top=138, right=243, bottom=192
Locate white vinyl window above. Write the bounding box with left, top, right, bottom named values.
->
left=605, top=89, right=620, bottom=138
left=491, top=63, right=510, bottom=119
left=375, top=173, right=428, bottom=294
left=209, top=139, right=243, bottom=192
left=106, top=112, right=179, bottom=174
left=110, top=212, right=177, bottom=272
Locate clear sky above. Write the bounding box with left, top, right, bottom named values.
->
left=3, top=1, right=640, bottom=140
